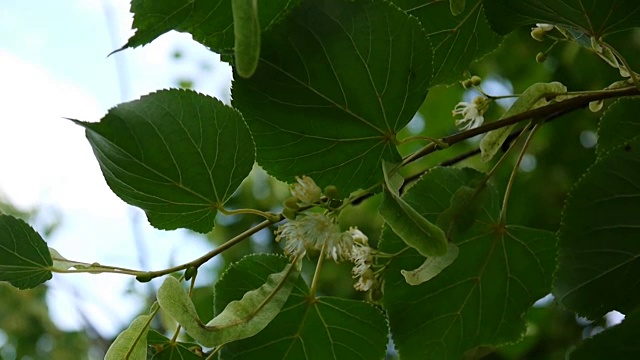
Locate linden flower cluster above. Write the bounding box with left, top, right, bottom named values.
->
left=275, top=176, right=376, bottom=291
left=452, top=96, right=490, bottom=130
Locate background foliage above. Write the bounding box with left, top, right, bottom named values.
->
left=1, top=0, right=639, bottom=359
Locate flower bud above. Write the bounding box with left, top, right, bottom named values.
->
left=283, top=196, right=299, bottom=210
left=185, top=266, right=198, bottom=281
left=470, top=75, right=482, bottom=86
left=531, top=27, right=546, bottom=42
left=461, top=79, right=473, bottom=89
left=323, top=185, right=339, bottom=199
left=535, top=52, right=547, bottom=63
left=589, top=100, right=603, bottom=112
left=282, top=207, right=297, bottom=220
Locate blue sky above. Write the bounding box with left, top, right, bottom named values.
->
left=0, top=0, right=233, bottom=337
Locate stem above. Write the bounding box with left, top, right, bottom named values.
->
left=402, top=85, right=639, bottom=166
left=397, top=135, right=449, bottom=148
left=139, top=217, right=281, bottom=280
left=217, top=206, right=280, bottom=221
left=207, top=346, right=224, bottom=359
left=500, top=123, right=541, bottom=225
left=309, top=245, right=326, bottom=298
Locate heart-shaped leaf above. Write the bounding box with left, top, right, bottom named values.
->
left=71, top=89, right=255, bottom=233
left=0, top=215, right=52, bottom=289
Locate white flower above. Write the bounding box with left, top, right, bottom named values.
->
left=535, top=23, right=554, bottom=31
left=274, top=213, right=353, bottom=262
left=291, top=176, right=322, bottom=204
left=347, top=227, right=374, bottom=291
left=452, top=96, right=489, bottom=130
left=530, top=23, right=554, bottom=41
left=354, top=268, right=374, bottom=292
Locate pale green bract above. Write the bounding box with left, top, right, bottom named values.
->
left=401, top=242, right=460, bottom=285
left=480, top=82, right=567, bottom=162
left=232, top=0, right=260, bottom=78
left=105, top=314, right=151, bottom=360
left=157, top=260, right=300, bottom=347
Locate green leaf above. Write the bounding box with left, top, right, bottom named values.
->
left=157, top=256, right=300, bottom=347
left=393, top=0, right=502, bottom=86
left=120, top=0, right=301, bottom=55
left=449, top=0, right=466, bottom=16
left=105, top=314, right=152, bottom=360
left=216, top=254, right=388, bottom=360
left=232, top=0, right=260, bottom=78
left=0, top=215, right=52, bottom=289
left=554, top=136, right=640, bottom=318
left=569, top=309, right=640, bottom=360
left=597, top=97, right=640, bottom=155
left=480, top=82, right=566, bottom=162
left=232, top=0, right=432, bottom=195
left=147, top=330, right=203, bottom=359
left=379, top=188, right=448, bottom=257
left=401, top=242, right=459, bottom=285
left=380, top=167, right=557, bottom=359
left=71, top=89, right=255, bottom=233
left=483, top=0, right=640, bottom=37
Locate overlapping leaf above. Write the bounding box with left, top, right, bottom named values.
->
left=105, top=314, right=151, bottom=360
left=569, top=309, right=640, bottom=359
left=597, top=98, right=640, bottom=155
left=119, top=0, right=301, bottom=55
left=232, top=0, right=432, bottom=195
left=0, top=215, right=52, bottom=289
left=380, top=167, right=556, bottom=359
left=147, top=330, right=203, bottom=359
left=554, top=136, right=640, bottom=318
left=71, top=89, right=254, bottom=233
left=393, top=0, right=503, bottom=85
left=216, top=254, right=388, bottom=360
left=484, top=0, right=640, bottom=37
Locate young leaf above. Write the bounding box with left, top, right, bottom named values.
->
left=157, top=257, right=300, bottom=347
left=392, top=0, right=502, bottom=86
left=380, top=167, right=557, bottom=359
left=0, top=215, right=52, bottom=289
left=232, top=0, right=260, bottom=78
left=70, top=89, right=255, bottom=233
left=379, top=188, right=448, bottom=257
left=597, top=98, right=640, bottom=155
left=105, top=314, right=151, bottom=360
left=484, top=0, right=640, bottom=36
left=216, top=255, right=388, bottom=360
left=554, top=136, right=640, bottom=319
left=480, top=82, right=566, bottom=162
left=119, top=0, right=301, bottom=55
left=232, top=0, right=433, bottom=195
left=401, top=242, right=459, bottom=285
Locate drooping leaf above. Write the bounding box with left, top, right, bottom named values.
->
left=401, top=242, right=459, bottom=285
left=393, top=0, right=503, bottom=85
left=105, top=314, right=152, bottom=360
left=480, top=82, right=566, bottom=162
left=232, top=0, right=261, bottom=78
left=147, top=330, right=204, bottom=359
left=157, top=256, right=299, bottom=347
left=554, top=136, right=640, bottom=319
left=597, top=97, right=640, bottom=155
left=216, top=254, right=388, bottom=360
left=379, top=188, right=448, bottom=257
left=71, top=89, right=255, bottom=233
left=232, top=0, right=432, bottom=196
left=380, top=167, right=557, bottom=359
left=0, top=215, right=52, bottom=289
left=568, top=309, right=640, bottom=360
left=483, top=0, right=640, bottom=37
left=119, top=0, right=301, bottom=56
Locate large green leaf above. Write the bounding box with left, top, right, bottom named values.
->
left=569, top=309, right=640, bottom=359
left=71, top=89, right=254, bottom=233
left=120, top=0, right=302, bottom=55
left=393, top=0, right=503, bottom=86
left=157, top=256, right=299, bottom=347
left=483, top=0, right=640, bottom=37
left=216, top=254, right=388, bottom=360
left=380, top=167, right=557, bottom=359
left=0, top=215, right=52, bottom=289
left=232, top=0, right=432, bottom=195
left=597, top=97, right=640, bottom=155
left=554, top=136, right=640, bottom=319
left=147, top=330, right=203, bottom=359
